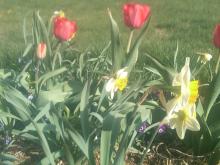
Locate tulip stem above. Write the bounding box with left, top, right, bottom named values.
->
left=35, top=60, right=40, bottom=93
left=215, top=49, right=220, bottom=74
left=126, top=30, right=134, bottom=54
left=138, top=123, right=161, bottom=165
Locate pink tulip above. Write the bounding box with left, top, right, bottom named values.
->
left=53, top=12, right=77, bottom=41
left=213, top=24, right=220, bottom=48
left=123, top=3, right=151, bottom=29
left=37, top=42, right=46, bottom=59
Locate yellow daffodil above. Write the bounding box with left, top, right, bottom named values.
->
left=164, top=57, right=200, bottom=139
left=106, top=68, right=128, bottom=99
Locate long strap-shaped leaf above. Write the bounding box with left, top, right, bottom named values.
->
left=36, top=66, right=67, bottom=92
left=2, top=85, right=56, bottom=165
left=80, top=81, right=91, bottom=141
left=144, top=53, right=175, bottom=84
left=126, top=17, right=151, bottom=73
left=108, top=9, right=124, bottom=72
left=204, top=70, right=220, bottom=121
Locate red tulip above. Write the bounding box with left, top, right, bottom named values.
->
left=213, top=24, right=220, bottom=48
left=53, top=12, right=77, bottom=41
left=123, top=3, right=151, bottom=29
left=37, top=42, right=46, bottom=59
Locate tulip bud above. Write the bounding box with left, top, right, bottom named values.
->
left=53, top=11, right=77, bottom=41
left=37, top=42, right=46, bottom=59
left=213, top=24, right=220, bottom=48
left=123, top=3, right=151, bottom=29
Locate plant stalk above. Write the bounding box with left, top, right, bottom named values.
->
left=126, top=30, right=134, bottom=54
left=138, top=123, right=161, bottom=165
left=35, top=60, right=40, bottom=93
left=193, top=64, right=205, bottom=77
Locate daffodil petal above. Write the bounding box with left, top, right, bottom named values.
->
left=175, top=120, right=186, bottom=140
left=110, top=90, right=115, bottom=99
left=185, top=117, right=200, bottom=131
left=116, top=68, right=128, bottom=79
left=106, top=78, right=115, bottom=92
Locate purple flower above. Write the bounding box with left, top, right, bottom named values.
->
left=158, top=124, right=168, bottom=134
left=137, top=121, right=148, bottom=133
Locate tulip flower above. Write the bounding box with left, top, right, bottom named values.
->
left=213, top=24, right=220, bottom=73
left=164, top=58, right=200, bottom=139
left=53, top=11, right=77, bottom=41
left=106, top=68, right=128, bottom=99
left=123, top=3, right=151, bottom=29
left=213, top=24, right=220, bottom=48
left=37, top=42, right=46, bottom=59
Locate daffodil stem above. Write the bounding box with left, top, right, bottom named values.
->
left=215, top=49, right=220, bottom=74
left=126, top=30, right=134, bottom=54
left=193, top=64, right=205, bottom=77
left=138, top=123, right=161, bottom=165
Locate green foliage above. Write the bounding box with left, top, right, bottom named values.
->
left=0, top=3, right=220, bottom=165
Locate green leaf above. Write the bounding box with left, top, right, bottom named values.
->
left=36, top=11, right=52, bottom=67
left=67, top=128, right=89, bottom=158
left=108, top=9, right=124, bottom=72
left=37, top=67, right=67, bottom=91
left=0, top=111, right=21, bottom=121
left=2, top=86, right=32, bottom=121
left=196, top=99, right=204, bottom=117
left=79, top=52, right=86, bottom=80
left=100, top=113, right=114, bottom=165
left=22, top=43, right=33, bottom=57
left=144, top=53, right=175, bottom=84
left=39, top=150, right=63, bottom=165
left=126, top=17, right=151, bottom=72
left=208, top=139, right=220, bottom=165
left=36, top=87, right=71, bottom=107
left=173, top=42, right=179, bottom=70
left=80, top=81, right=91, bottom=140
left=204, top=70, right=220, bottom=121
left=137, top=105, right=152, bottom=124
left=90, top=112, right=103, bottom=124
left=0, top=70, right=12, bottom=79
left=31, top=120, right=56, bottom=165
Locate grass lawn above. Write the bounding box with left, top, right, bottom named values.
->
left=0, top=0, right=219, bottom=67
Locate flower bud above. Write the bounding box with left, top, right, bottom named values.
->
left=37, top=42, right=46, bottom=59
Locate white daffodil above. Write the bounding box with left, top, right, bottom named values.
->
left=196, top=52, right=212, bottom=64
left=164, top=57, right=200, bottom=139
left=168, top=103, right=200, bottom=139
left=105, top=68, right=128, bottom=99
